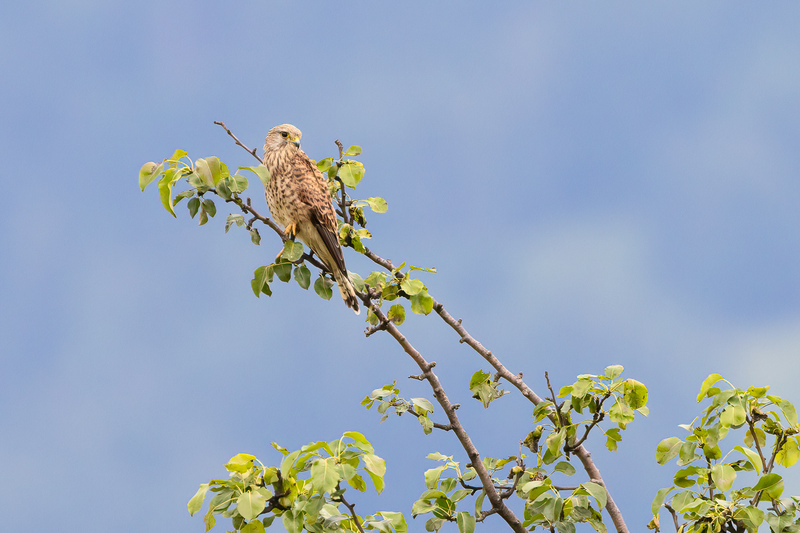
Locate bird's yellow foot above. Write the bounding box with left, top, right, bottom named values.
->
left=276, top=223, right=297, bottom=260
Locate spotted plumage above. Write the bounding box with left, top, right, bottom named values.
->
left=262, top=124, right=360, bottom=314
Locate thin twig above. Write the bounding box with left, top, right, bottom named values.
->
left=393, top=401, right=454, bottom=431
left=332, top=487, right=365, bottom=533
left=664, top=503, right=681, bottom=532
left=214, top=121, right=263, bottom=163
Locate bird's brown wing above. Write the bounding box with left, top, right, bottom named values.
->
left=292, top=151, right=347, bottom=274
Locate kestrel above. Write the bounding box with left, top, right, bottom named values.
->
left=262, top=124, right=361, bottom=314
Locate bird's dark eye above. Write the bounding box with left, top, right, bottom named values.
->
left=280, top=132, right=289, bottom=138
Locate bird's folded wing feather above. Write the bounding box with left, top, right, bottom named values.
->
left=293, top=152, right=347, bottom=274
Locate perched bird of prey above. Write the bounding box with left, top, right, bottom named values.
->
left=262, top=124, right=361, bottom=314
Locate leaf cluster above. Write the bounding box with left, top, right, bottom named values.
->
left=361, top=382, right=437, bottom=435
left=363, top=263, right=437, bottom=327
left=526, top=366, right=648, bottom=464
left=142, top=129, right=654, bottom=533
left=651, top=374, right=800, bottom=533
left=188, top=433, right=406, bottom=533
left=140, top=146, right=389, bottom=308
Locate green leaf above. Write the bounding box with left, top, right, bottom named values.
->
left=348, top=473, right=367, bottom=492
left=158, top=170, right=180, bottom=217
left=188, top=197, right=200, bottom=218
left=195, top=158, right=215, bottom=188
left=240, top=165, right=270, bottom=186
left=656, top=437, right=682, bottom=465
left=734, top=445, right=763, bottom=473
left=311, top=457, right=340, bottom=494
left=241, top=519, right=266, bottom=533
left=139, top=161, right=163, bottom=191
left=604, top=365, right=623, bottom=379
left=273, top=262, right=292, bottom=282
left=425, top=466, right=446, bottom=489
left=343, top=431, right=374, bottom=452
left=546, top=429, right=564, bottom=459
left=412, top=498, right=436, bottom=517
left=752, top=472, right=783, bottom=499
left=314, top=276, right=334, bottom=300
left=202, top=199, right=216, bottom=217
left=282, top=510, right=303, bottom=533
left=733, top=506, right=764, bottom=531
left=348, top=270, right=366, bottom=292
left=410, top=291, right=434, bottom=315
left=581, top=482, right=607, bottom=509
left=400, top=277, right=426, bottom=296
left=188, top=483, right=209, bottom=516
left=605, top=428, right=621, bottom=452
left=777, top=437, right=799, bottom=467
left=237, top=490, right=267, bottom=521
left=168, top=148, right=188, bottom=162
left=280, top=450, right=301, bottom=478
left=650, top=487, right=672, bottom=515
left=215, top=178, right=232, bottom=200
left=338, top=161, right=365, bottom=188
left=554, top=461, right=576, bottom=476
left=250, top=228, right=261, bottom=245
left=364, top=454, right=386, bottom=477
left=697, top=373, right=723, bottom=401
left=608, top=398, right=635, bottom=424
left=470, top=370, right=489, bottom=389
left=205, top=156, right=224, bottom=185
left=282, top=241, right=304, bottom=262
left=710, top=464, right=736, bottom=492
left=365, top=197, right=388, bottom=213
left=367, top=469, right=385, bottom=494
left=315, top=157, right=333, bottom=173
left=412, top=397, right=434, bottom=414
left=231, top=173, right=249, bottom=193
left=623, top=379, right=648, bottom=409
left=294, top=264, right=311, bottom=289
left=225, top=453, right=256, bottom=472
left=225, top=214, right=245, bottom=233
left=204, top=507, right=216, bottom=532
left=345, top=145, right=362, bottom=156
left=387, top=304, right=405, bottom=325
left=379, top=511, right=408, bottom=533
left=456, top=511, right=475, bottom=533
left=779, top=399, right=798, bottom=427
left=251, top=266, right=269, bottom=298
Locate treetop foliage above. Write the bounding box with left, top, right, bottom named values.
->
left=141, top=124, right=800, bottom=533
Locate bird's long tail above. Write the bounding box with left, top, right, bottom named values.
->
left=333, top=269, right=361, bottom=314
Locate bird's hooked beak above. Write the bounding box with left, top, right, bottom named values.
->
left=289, top=135, right=301, bottom=148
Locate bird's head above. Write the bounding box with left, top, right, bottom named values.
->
left=264, top=124, right=302, bottom=155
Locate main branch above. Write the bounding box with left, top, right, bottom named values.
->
left=365, top=300, right=527, bottom=533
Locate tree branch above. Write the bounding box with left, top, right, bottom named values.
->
left=393, top=400, right=454, bottom=431
left=363, top=298, right=527, bottom=533
left=331, top=485, right=365, bottom=533
left=211, top=122, right=627, bottom=533
left=356, top=242, right=629, bottom=532
left=214, top=121, right=263, bottom=163
left=430, top=299, right=629, bottom=533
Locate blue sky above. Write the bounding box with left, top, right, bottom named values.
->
left=2, top=2, right=800, bottom=532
